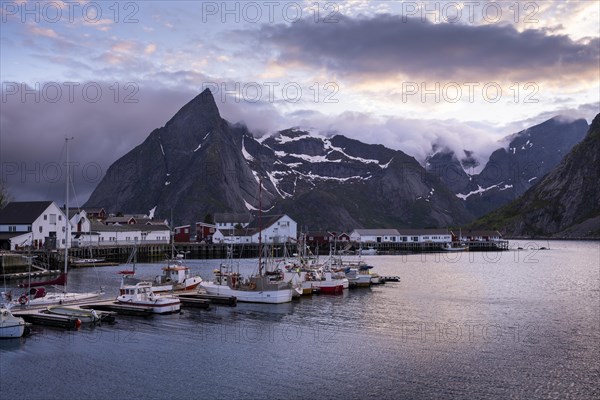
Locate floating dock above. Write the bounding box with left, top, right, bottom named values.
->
left=176, top=293, right=237, bottom=307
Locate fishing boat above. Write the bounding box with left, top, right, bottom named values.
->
left=118, top=248, right=202, bottom=294
left=201, top=183, right=301, bottom=303
left=442, top=243, right=468, bottom=252
left=11, top=139, right=103, bottom=308
left=152, top=255, right=203, bottom=293
left=0, top=306, right=27, bottom=338
left=202, top=269, right=298, bottom=304
left=117, top=281, right=181, bottom=314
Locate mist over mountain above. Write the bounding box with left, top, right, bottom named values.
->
left=426, top=117, right=589, bottom=217
left=85, top=90, right=472, bottom=229
left=473, top=113, right=600, bottom=238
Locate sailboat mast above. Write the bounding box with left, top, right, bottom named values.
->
left=64, top=137, right=73, bottom=290
left=258, top=179, right=262, bottom=276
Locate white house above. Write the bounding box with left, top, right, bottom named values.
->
left=0, top=201, right=70, bottom=250
left=397, top=229, right=452, bottom=243
left=349, top=229, right=400, bottom=243
left=456, top=230, right=502, bottom=242
left=213, top=214, right=297, bottom=244
left=212, top=228, right=252, bottom=244
left=72, top=222, right=171, bottom=247
left=69, top=209, right=91, bottom=234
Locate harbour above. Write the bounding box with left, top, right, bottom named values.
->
left=1, top=240, right=598, bottom=399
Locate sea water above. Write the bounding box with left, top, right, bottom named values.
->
left=1, top=240, right=598, bottom=399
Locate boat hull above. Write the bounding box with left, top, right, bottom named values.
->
left=13, top=291, right=101, bottom=308
left=46, top=305, right=100, bottom=323
left=116, top=297, right=181, bottom=314
left=0, top=308, right=26, bottom=338
left=349, top=275, right=372, bottom=287
left=152, top=278, right=202, bottom=293
left=201, top=282, right=292, bottom=304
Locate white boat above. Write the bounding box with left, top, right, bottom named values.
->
left=202, top=240, right=301, bottom=303
left=45, top=305, right=102, bottom=324
left=117, top=281, right=181, bottom=314
left=0, top=307, right=27, bottom=338
left=202, top=184, right=301, bottom=303
left=359, top=247, right=377, bottom=255
left=442, top=243, right=468, bottom=252
left=15, top=286, right=101, bottom=308
left=202, top=267, right=300, bottom=304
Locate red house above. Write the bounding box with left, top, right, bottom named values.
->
left=174, top=225, right=191, bottom=242
left=338, top=232, right=350, bottom=242
left=195, top=222, right=216, bottom=243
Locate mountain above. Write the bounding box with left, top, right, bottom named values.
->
left=473, top=113, right=600, bottom=238
left=85, top=90, right=472, bottom=230
left=426, top=117, right=589, bottom=217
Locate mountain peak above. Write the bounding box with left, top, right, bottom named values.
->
left=189, top=88, right=219, bottom=116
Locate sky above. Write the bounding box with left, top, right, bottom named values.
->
left=1, top=0, right=599, bottom=205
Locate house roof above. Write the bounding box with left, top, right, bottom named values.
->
left=85, top=208, right=105, bottom=214
left=90, top=222, right=170, bottom=232
left=305, top=231, right=336, bottom=238
left=0, top=201, right=54, bottom=224
left=352, top=229, right=401, bottom=236
left=104, top=216, right=136, bottom=224
left=67, top=208, right=86, bottom=219
left=397, top=229, right=451, bottom=236
left=215, top=228, right=251, bottom=237
left=245, top=214, right=289, bottom=230
left=214, top=213, right=253, bottom=224
left=0, top=232, right=28, bottom=241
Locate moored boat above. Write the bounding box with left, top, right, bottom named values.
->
left=45, top=305, right=114, bottom=324
left=117, top=282, right=181, bottom=314
left=152, top=256, right=203, bottom=292
left=442, top=243, right=468, bottom=252
left=0, top=307, right=27, bottom=338
left=202, top=266, right=300, bottom=304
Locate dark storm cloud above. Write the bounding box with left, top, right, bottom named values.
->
left=0, top=83, right=196, bottom=204
left=254, top=14, right=599, bottom=81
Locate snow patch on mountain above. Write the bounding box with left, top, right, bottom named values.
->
left=241, top=136, right=255, bottom=162
left=456, top=183, right=506, bottom=200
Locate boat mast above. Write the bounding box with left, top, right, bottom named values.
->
left=64, top=137, right=73, bottom=292
left=258, top=179, right=263, bottom=276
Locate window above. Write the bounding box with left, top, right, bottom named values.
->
left=412, top=236, right=418, bottom=242
left=49, top=214, right=56, bottom=224
left=39, top=226, right=43, bottom=233
left=61, top=239, right=65, bottom=244
left=59, top=215, right=62, bottom=221
left=44, top=215, right=47, bottom=220
left=8, top=226, right=16, bottom=232
left=27, top=226, right=32, bottom=232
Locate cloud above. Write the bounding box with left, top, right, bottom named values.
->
left=0, top=83, right=196, bottom=204
left=251, top=14, right=599, bottom=83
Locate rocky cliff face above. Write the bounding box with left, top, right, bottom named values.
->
left=85, top=90, right=472, bottom=229
left=426, top=117, right=589, bottom=217
left=474, top=113, right=600, bottom=238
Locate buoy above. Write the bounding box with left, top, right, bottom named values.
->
left=75, top=319, right=82, bottom=329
